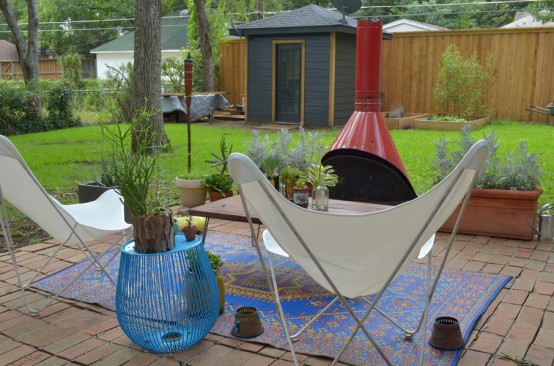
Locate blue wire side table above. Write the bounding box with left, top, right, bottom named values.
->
left=116, top=233, right=219, bottom=353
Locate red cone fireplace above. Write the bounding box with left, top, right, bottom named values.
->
left=322, top=20, right=417, bottom=205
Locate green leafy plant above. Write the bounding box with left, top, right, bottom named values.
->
left=427, top=114, right=466, bottom=122
left=306, top=163, right=339, bottom=188
left=279, top=166, right=304, bottom=184
left=206, top=251, right=223, bottom=271
left=204, top=173, right=233, bottom=194
left=205, top=136, right=233, bottom=174
left=45, top=84, right=81, bottom=129
left=161, top=56, right=184, bottom=93
left=432, top=125, right=541, bottom=191
left=433, top=44, right=491, bottom=120
left=101, top=109, right=171, bottom=217
left=294, top=177, right=308, bottom=190
left=498, top=353, right=537, bottom=366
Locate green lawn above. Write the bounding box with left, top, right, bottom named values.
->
left=7, top=120, right=553, bottom=206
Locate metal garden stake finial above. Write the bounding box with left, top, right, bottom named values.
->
left=184, top=53, right=193, bottom=173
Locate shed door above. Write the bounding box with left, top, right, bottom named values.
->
left=275, top=44, right=302, bottom=123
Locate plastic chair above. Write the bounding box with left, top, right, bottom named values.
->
left=0, top=135, right=131, bottom=316
left=228, top=140, right=489, bottom=366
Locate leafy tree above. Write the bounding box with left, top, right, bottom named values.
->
left=529, top=0, right=554, bottom=22
left=38, top=0, right=135, bottom=57
left=0, top=0, right=41, bottom=116
left=60, top=51, right=82, bottom=87
left=37, top=0, right=184, bottom=57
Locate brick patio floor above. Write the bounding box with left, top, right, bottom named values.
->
left=1, top=219, right=553, bottom=366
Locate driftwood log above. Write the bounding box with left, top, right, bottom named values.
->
left=132, top=212, right=175, bottom=253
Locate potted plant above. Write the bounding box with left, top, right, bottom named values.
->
left=415, top=44, right=491, bottom=131
left=306, top=163, right=339, bottom=211
left=205, top=173, right=234, bottom=202
left=279, top=166, right=303, bottom=202
left=292, top=177, right=310, bottom=208
left=175, top=175, right=207, bottom=208
left=77, top=169, right=117, bottom=203
left=245, top=130, right=281, bottom=189
left=205, top=136, right=234, bottom=202
left=101, top=113, right=174, bottom=254
left=179, top=212, right=198, bottom=241
left=433, top=126, right=542, bottom=240
left=206, top=251, right=225, bottom=314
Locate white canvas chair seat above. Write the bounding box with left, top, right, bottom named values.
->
left=0, top=135, right=131, bottom=316
left=228, top=140, right=489, bottom=366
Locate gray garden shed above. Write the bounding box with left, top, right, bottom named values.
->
left=231, top=5, right=391, bottom=127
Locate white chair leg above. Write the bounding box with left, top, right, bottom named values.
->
left=267, top=252, right=299, bottom=365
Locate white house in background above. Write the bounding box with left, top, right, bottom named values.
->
left=383, top=19, right=447, bottom=33
left=90, top=15, right=189, bottom=79
left=502, top=12, right=554, bottom=28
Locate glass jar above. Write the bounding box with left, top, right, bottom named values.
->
left=313, top=185, right=329, bottom=211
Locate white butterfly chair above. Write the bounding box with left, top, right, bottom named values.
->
left=0, top=135, right=131, bottom=316
left=228, top=140, right=489, bottom=366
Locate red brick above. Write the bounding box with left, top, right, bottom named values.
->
left=526, top=344, right=554, bottom=366
left=0, top=344, right=36, bottom=366
left=534, top=328, right=554, bottom=349
left=484, top=315, right=514, bottom=336
left=471, top=332, right=502, bottom=354
left=508, top=320, right=540, bottom=341
left=10, top=351, right=50, bottom=366
left=73, top=343, right=123, bottom=364
left=58, top=338, right=105, bottom=360
left=504, top=290, right=528, bottom=305
left=524, top=293, right=550, bottom=309
left=458, top=350, right=491, bottom=366
left=534, top=281, right=554, bottom=296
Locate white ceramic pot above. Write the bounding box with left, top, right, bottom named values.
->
left=175, top=177, right=207, bottom=208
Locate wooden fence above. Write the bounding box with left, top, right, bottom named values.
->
left=219, top=27, right=554, bottom=123
left=1, top=58, right=96, bottom=80
left=381, top=27, right=554, bottom=123
left=219, top=39, right=247, bottom=105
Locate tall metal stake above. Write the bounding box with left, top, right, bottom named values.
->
left=184, top=53, right=193, bottom=173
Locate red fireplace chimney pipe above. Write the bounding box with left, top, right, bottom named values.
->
left=327, top=20, right=409, bottom=177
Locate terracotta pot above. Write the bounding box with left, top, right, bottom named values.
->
left=208, top=190, right=233, bottom=202
left=439, top=188, right=542, bottom=240
left=181, top=225, right=198, bottom=241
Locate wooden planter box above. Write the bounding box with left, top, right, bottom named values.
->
left=414, top=116, right=490, bottom=131
left=439, top=188, right=542, bottom=240
left=382, top=112, right=428, bottom=130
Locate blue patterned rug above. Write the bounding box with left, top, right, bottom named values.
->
left=33, top=232, right=510, bottom=365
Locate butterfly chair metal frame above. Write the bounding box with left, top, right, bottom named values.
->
left=262, top=229, right=436, bottom=344
left=228, top=140, right=488, bottom=366
left=0, top=135, right=131, bottom=316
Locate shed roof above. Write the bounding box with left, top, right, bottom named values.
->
left=231, top=5, right=363, bottom=36
left=0, top=40, right=18, bottom=60
left=91, top=15, right=189, bottom=54
left=383, top=18, right=447, bottom=32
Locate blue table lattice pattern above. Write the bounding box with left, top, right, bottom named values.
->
left=116, top=234, right=219, bottom=353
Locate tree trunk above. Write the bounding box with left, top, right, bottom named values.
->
left=131, top=0, right=169, bottom=152
left=132, top=212, right=175, bottom=254
left=193, top=0, right=215, bottom=92
left=0, top=0, right=42, bottom=116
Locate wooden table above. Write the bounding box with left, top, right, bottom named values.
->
left=189, top=195, right=389, bottom=226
